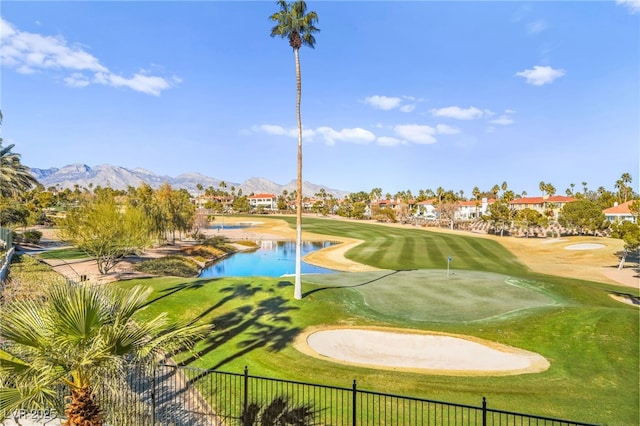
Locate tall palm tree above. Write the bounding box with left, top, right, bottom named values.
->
left=270, top=0, right=319, bottom=300
left=0, top=282, right=210, bottom=425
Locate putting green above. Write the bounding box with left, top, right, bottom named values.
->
left=305, top=270, right=557, bottom=323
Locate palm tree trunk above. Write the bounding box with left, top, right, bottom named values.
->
left=64, top=387, right=103, bottom=426
left=294, top=47, right=303, bottom=300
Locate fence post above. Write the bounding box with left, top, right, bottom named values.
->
left=482, top=396, right=487, bottom=426
left=151, top=365, right=156, bottom=426
left=352, top=379, right=357, bottom=426
left=243, top=366, right=249, bottom=426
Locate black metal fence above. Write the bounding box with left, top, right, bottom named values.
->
left=87, top=364, right=597, bottom=426
left=2, top=363, right=598, bottom=425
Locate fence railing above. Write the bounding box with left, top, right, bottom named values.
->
left=102, top=364, right=598, bottom=426
left=2, top=363, right=599, bottom=425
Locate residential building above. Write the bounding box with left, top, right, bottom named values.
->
left=603, top=200, right=637, bottom=224
left=456, top=198, right=495, bottom=220
left=248, top=193, right=277, bottom=211
left=509, top=195, right=576, bottom=219
left=414, top=199, right=438, bottom=219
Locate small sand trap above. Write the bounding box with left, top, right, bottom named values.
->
left=564, top=243, right=605, bottom=250
left=295, top=327, right=549, bottom=376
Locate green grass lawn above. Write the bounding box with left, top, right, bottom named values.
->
left=37, top=247, right=89, bottom=260
left=113, top=217, right=639, bottom=425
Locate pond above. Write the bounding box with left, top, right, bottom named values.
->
left=208, top=222, right=254, bottom=231
left=198, top=240, right=337, bottom=278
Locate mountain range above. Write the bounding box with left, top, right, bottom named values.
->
left=29, top=164, right=350, bottom=198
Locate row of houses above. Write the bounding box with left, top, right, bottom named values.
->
left=197, top=193, right=637, bottom=224
left=386, top=196, right=637, bottom=223
left=378, top=195, right=580, bottom=221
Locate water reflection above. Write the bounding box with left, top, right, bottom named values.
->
left=199, top=241, right=337, bottom=278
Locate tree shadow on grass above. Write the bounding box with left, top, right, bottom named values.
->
left=175, top=283, right=301, bottom=384
left=302, top=270, right=401, bottom=298
left=185, top=282, right=265, bottom=326
left=141, top=278, right=221, bottom=308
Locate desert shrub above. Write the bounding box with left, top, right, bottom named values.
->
left=133, top=255, right=200, bottom=277
left=21, top=230, right=43, bottom=244
left=182, top=245, right=227, bottom=262
left=201, top=236, right=238, bottom=252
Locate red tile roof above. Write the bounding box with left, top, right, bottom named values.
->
left=248, top=193, right=276, bottom=199
left=603, top=200, right=635, bottom=214
left=511, top=195, right=576, bottom=205
left=458, top=200, right=482, bottom=207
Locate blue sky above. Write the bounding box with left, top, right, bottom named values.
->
left=1, top=1, right=638, bottom=197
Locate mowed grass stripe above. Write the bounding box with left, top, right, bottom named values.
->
left=298, top=217, right=526, bottom=274
left=444, top=237, right=494, bottom=272
left=399, top=237, right=416, bottom=266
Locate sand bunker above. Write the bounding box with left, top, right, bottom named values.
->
left=295, top=327, right=549, bottom=376
left=564, top=243, right=605, bottom=250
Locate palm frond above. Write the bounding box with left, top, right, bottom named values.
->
left=0, top=302, right=50, bottom=349
left=269, top=0, right=319, bottom=49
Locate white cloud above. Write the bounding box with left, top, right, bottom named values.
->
left=251, top=124, right=315, bottom=139
left=253, top=122, right=454, bottom=147
left=435, top=124, right=460, bottom=134
left=316, top=127, right=376, bottom=146
left=515, top=65, right=565, bottom=86
left=399, top=104, right=416, bottom=113
left=98, top=72, right=175, bottom=96
left=394, top=124, right=437, bottom=144
left=0, top=18, right=176, bottom=95
left=489, top=115, right=514, bottom=125
left=617, top=0, right=640, bottom=14
left=363, top=95, right=420, bottom=112
left=64, top=72, right=90, bottom=88
left=363, top=95, right=402, bottom=110
left=431, top=106, right=484, bottom=120
left=527, top=20, right=547, bottom=35
left=377, top=136, right=403, bottom=147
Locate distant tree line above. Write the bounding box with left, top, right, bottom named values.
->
left=1, top=106, right=638, bottom=273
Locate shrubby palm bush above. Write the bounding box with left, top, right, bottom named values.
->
left=0, top=281, right=211, bottom=426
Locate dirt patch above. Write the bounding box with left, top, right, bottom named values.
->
left=27, top=243, right=195, bottom=284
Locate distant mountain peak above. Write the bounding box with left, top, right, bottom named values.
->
left=30, top=164, right=349, bottom=198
